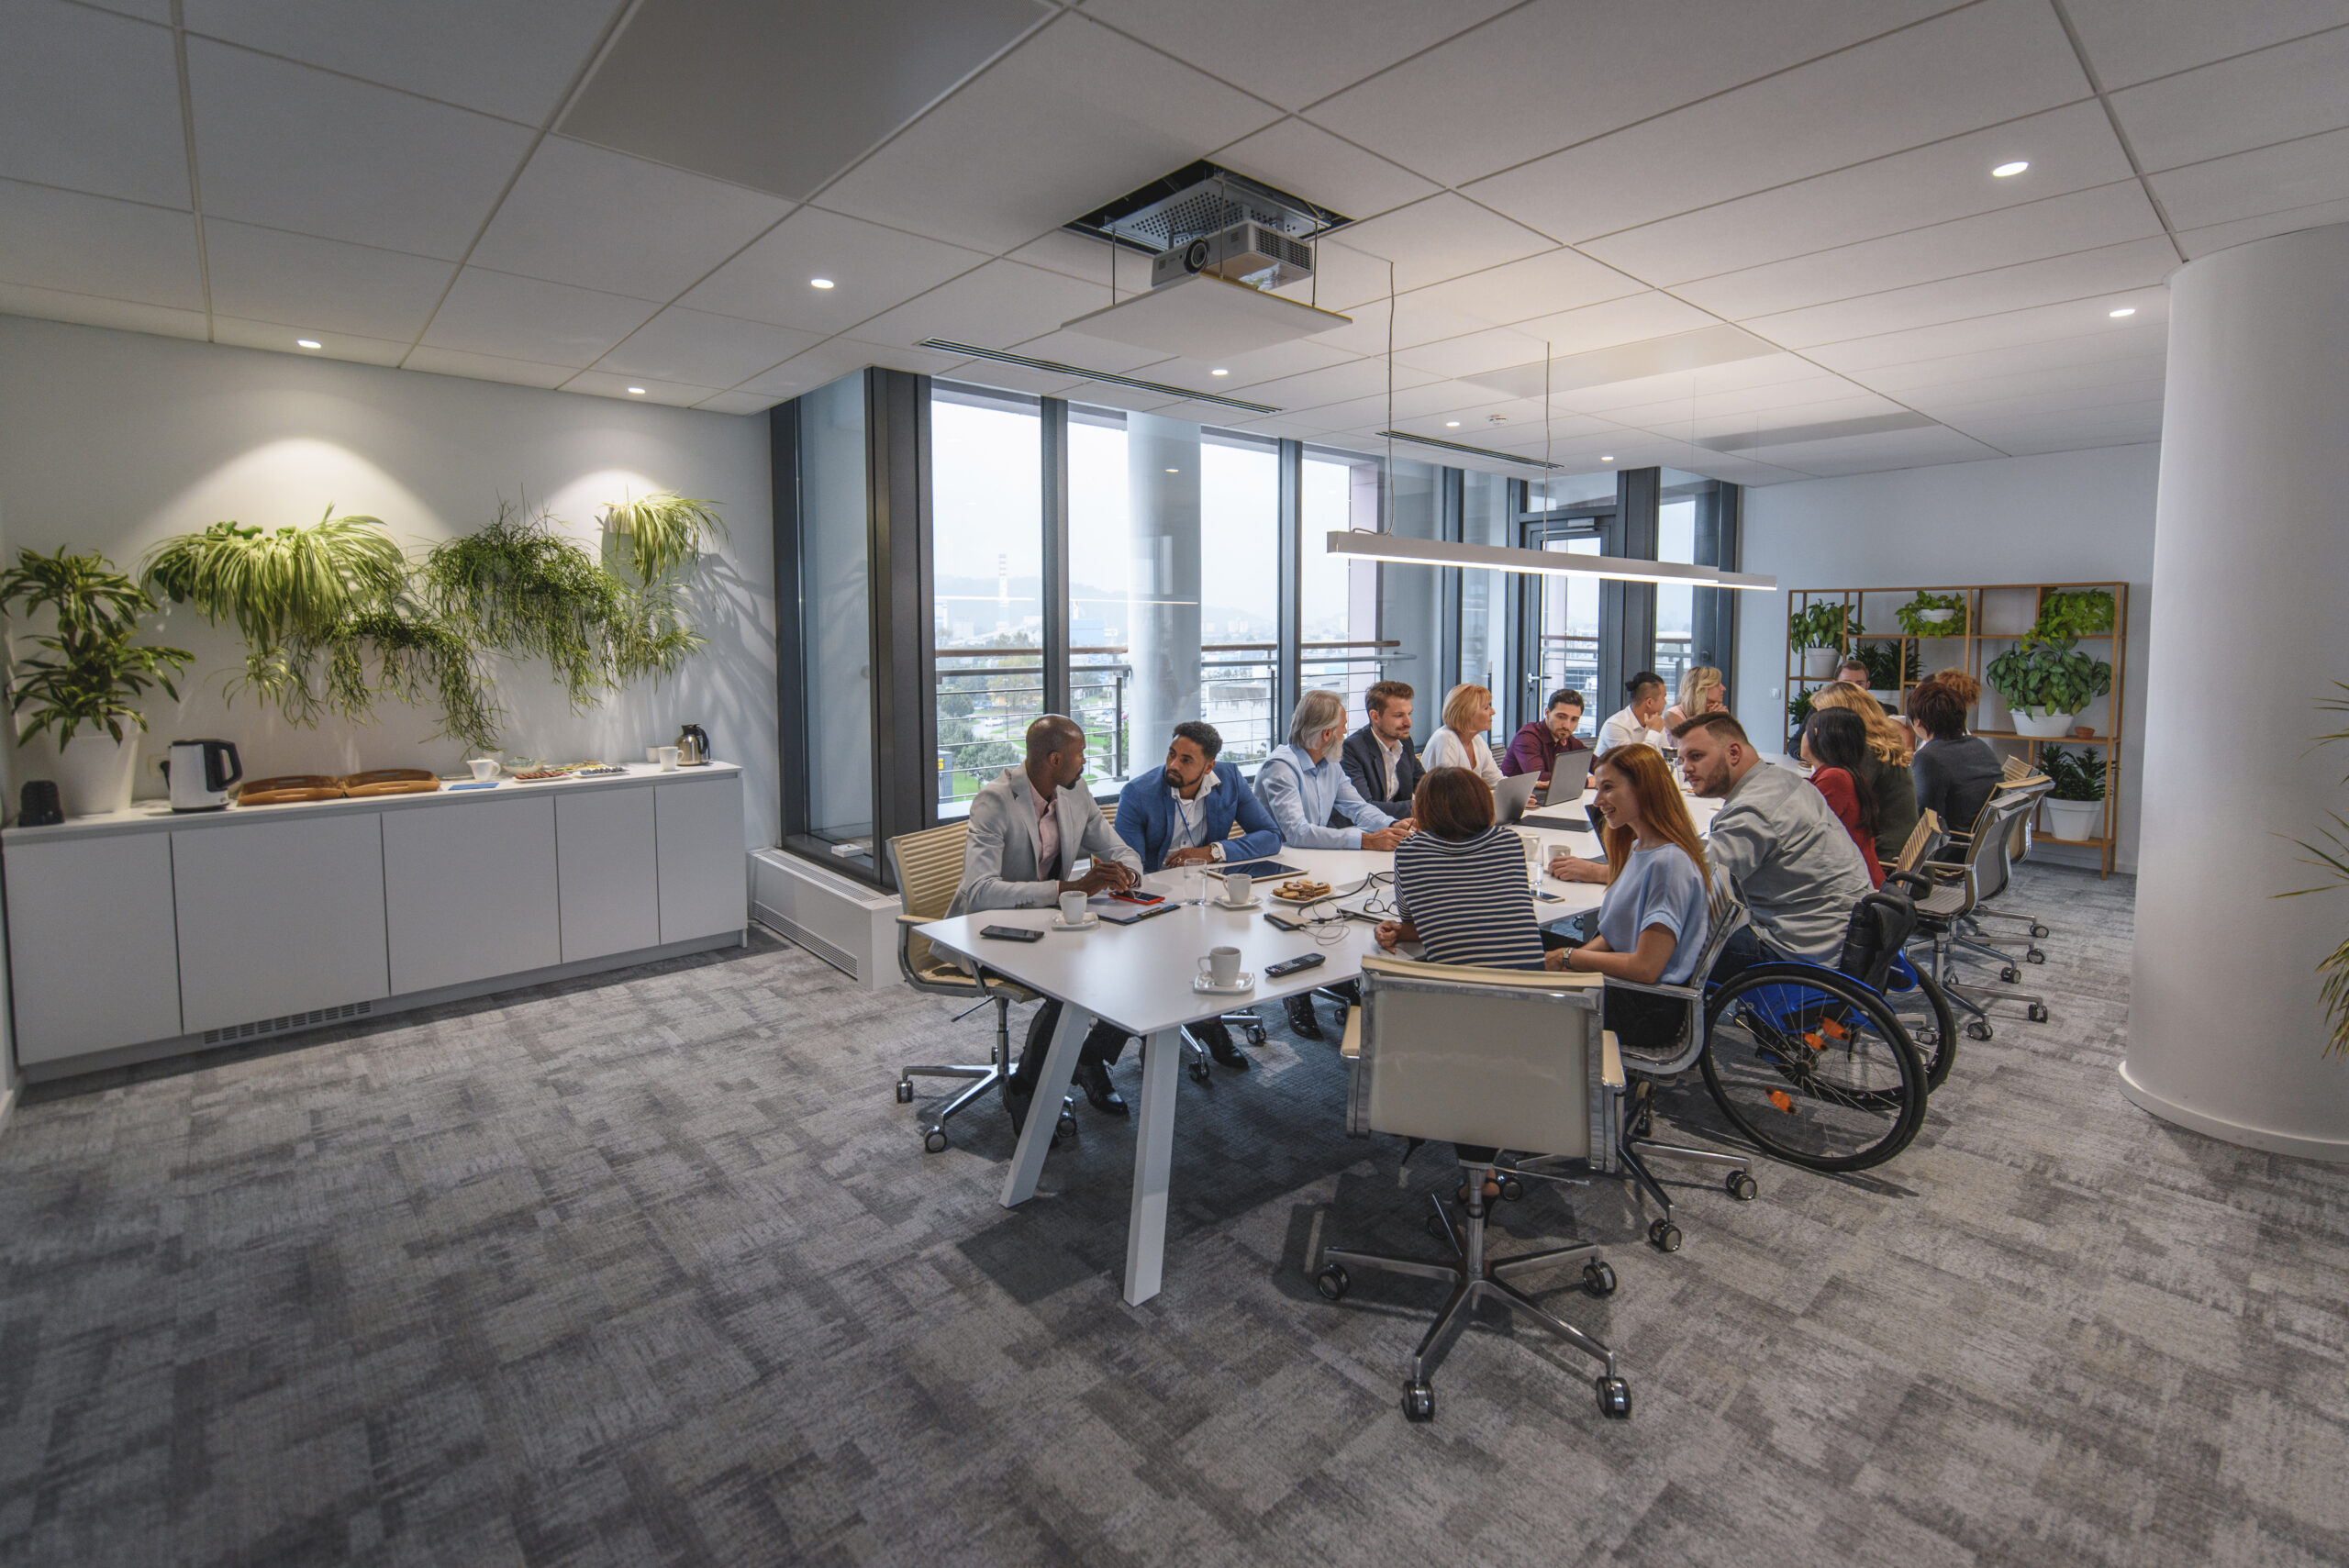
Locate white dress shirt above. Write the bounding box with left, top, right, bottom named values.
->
left=1421, top=728, right=1504, bottom=789
left=1599, top=706, right=1669, bottom=754
left=1375, top=732, right=1404, bottom=797
left=1166, top=784, right=1225, bottom=860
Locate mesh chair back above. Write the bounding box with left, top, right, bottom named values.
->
left=887, top=821, right=972, bottom=976
left=1355, top=962, right=1603, bottom=1160
left=1964, top=791, right=2032, bottom=905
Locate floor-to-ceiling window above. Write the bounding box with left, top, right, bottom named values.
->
left=1458, top=468, right=1512, bottom=741
left=1301, top=447, right=1391, bottom=721
left=1197, top=434, right=1281, bottom=766
left=930, top=384, right=1044, bottom=808
left=796, top=370, right=877, bottom=865
left=1654, top=492, right=1698, bottom=702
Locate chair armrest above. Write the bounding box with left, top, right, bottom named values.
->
left=1361, top=952, right=1602, bottom=989
left=1341, top=1005, right=1363, bottom=1061
left=895, top=913, right=930, bottom=926
left=1600, top=1029, right=1626, bottom=1089
left=1598, top=973, right=1701, bottom=1006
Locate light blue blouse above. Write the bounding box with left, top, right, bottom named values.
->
left=1594, top=843, right=1711, bottom=985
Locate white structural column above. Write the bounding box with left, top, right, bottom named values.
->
left=1127, top=413, right=1202, bottom=762
left=2124, top=223, right=2349, bottom=1161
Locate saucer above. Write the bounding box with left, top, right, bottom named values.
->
left=1193, top=972, right=1254, bottom=995
left=1051, top=914, right=1099, bottom=932
left=1209, top=895, right=1263, bottom=911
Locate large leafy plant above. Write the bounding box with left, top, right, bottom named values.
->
left=1986, top=635, right=2112, bottom=718
left=1788, top=601, right=1856, bottom=652
left=2280, top=684, right=2349, bottom=1057
left=1895, top=590, right=1968, bottom=638
left=0, top=547, right=193, bottom=746
left=2032, top=587, right=2115, bottom=639
left=2037, top=744, right=2107, bottom=803
left=1853, top=641, right=1912, bottom=692
left=602, top=493, right=727, bottom=584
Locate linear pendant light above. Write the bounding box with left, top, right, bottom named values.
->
left=1324, top=530, right=1777, bottom=590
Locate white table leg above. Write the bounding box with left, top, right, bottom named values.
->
left=1123, top=1026, right=1183, bottom=1306
left=1000, top=1002, right=1093, bottom=1208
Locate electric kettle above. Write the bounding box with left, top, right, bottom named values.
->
left=675, top=724, right=710, bottom=766
left=162, top=739, right=243, bottom=812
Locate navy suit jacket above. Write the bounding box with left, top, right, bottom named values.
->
left=1113, top=762, right=1283, bottom=873
left=1339, top=723, right=1423, bottom=822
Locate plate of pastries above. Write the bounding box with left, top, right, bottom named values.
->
left=1270, top=876, right=1337, bottom=905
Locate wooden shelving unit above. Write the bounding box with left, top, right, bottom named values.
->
left=1784, top=581, right=2128, bottom=878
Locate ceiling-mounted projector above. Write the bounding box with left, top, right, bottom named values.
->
left=1152, top=221, right=1315, bottom=292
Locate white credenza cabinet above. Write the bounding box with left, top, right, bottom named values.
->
left=2, top=762, right=746, bottom=1074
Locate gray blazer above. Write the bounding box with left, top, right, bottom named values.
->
left=947, top=767, right=1141, bottom=917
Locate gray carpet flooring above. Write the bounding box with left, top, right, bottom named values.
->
left=1, top=863, right=2345, bottom=1567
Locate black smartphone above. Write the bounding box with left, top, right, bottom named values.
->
left=1532, top=890, right=1564, bottom=902
left=1264, top=952, right=1327, bottom=979
left=981, top=925, right=1044, bottom=943
left=1264, top=912, right=1304, bottom=932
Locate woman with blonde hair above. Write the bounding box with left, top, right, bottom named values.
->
left=1661, top=665, right=1727, bottom=730
left=1931, top=667, right=1983, bottom=711
left=1810, top=682, right=1920, bottom=865
left=1545, top=744, right=1712, bottom=1052
left=1419, top=682, right=1505, bottom=789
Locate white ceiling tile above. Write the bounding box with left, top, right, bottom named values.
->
left=1306, top=195, right=1553, bottom=306
left=1939, top=399, right=2164, bottom=453
left=1304, top=250, right=1651, bottom=358
left=188, top=40, right=534, bottom=259
left=1003, top=228, right=1121, bottom=287
left=1506, top=291, right=1722, bottom=357
left=2145, top=125, right=2349, bottom=230
left=1557, top=353, right=1838, bottom=416
left=76, top=0, right=170, bottom=18
left=1740, top=237, right=2178, bottom=349
left=1674, top=182, right=2165, bottom=320
left=0, top=2, right=188, bottom=206
left=1843, top=332, right=2165, bottom=394
left=203, top=220, right=452, bottom=340
left=821, top=15, right=1283, bottom=253
left=935, top=360, right=1087, bottom=397
left=1598, top=372, right=1876, bottom=428
left=1208, top=117, right=1440, bottom=223
left=1810, top=300, right=2168, bottom=376
left=1118, top=339, right=1358, bottom=393
left=1715, top=423, right=2001, bottom=469
left=0, top=179, right=200, bottom=308
left=401, top=344, right=575, bottom=390
left=836, top=338, right=973, bottom=377
left=678, top=206, right=988, bottom=333
left=469, top=137, right=792, bottom=300
left=560, top=369, right=719, bottom=407
left=2112, top=28, right=2349, bottom=172
left=0, top=281, right=206, bottom=340
left=1082, top=0, right=1514, bottom=112
left=1578, top=102, right=2134, bottom=285
left=210, top=317, right=408, bottom=366
left=2174, top=194, right=2349, bottom=258
left=2062, top=0, right=2349, bottom=89
left=852, top=259, right=1116, bottom=352
left=693, top=390, right=779, bottom=415
left=737, top=342, right=885, bottom=399
left=1390, top=326, right=1552, bottom=380
left=1901, top=369, right=2168, bottom=424
left=417, top=268, right=659, bottom=366
left=995, top=329, right=1167, bottom=374
left=593, top=306, right=818, bottom=388
left=183, top=0, right=625, bottom=124
left=1237, top=356, right=1440, bottom=411
left=1307, top=0, right=1949, bottom=188
left=1466, top=0, right=2092, bottom=245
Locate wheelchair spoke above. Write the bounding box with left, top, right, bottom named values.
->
left=1701, top=964, right=1927, bottom=1172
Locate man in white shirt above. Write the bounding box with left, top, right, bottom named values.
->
left=1598, top=671, right=1672, bottom=754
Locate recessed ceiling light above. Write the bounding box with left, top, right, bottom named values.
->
left=1210, top=368, right=1229, bottom=376
left=627, top=386, right=647, bottom=395
left=1601, top=454, right=1615, bottom=462
left=809, top=277, right=834, bottom=289
left=1991, top=160, right=2029, bottom=178
left=1165, top=467, right=1180, bottom=473
left=1445, top=421, right=1461, bottom=428
left=295, top=338, right=321, bottom=349
left=2109, top=306, right=2136, bottom=317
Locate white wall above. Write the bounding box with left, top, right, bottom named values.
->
left=0, top=316, right=779, bottom=851
left=1737, top=444, right=2158, bottom=871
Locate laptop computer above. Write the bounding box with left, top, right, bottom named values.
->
left=1494, top=771, right=1542, bottom=824
left=1538, top=750, right=1595, bottom=808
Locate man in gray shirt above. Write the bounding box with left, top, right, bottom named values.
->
left=1673, top=711, right=1874, bottom=973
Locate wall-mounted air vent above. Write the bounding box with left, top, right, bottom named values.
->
left=203, top=1000, right=373, bottom=1047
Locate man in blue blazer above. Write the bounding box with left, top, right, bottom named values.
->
left=1114, top=720, right=1283, bottom=1068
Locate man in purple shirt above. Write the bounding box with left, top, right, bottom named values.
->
left=1500, top=688, right=1589, bottom=780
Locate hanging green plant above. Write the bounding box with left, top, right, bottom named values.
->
left=1, top=547, right=193, bottom=746
left=602, top=493, right=726, bottom=583
left=2032, top=587, right=2115, bottom=639
left=424, top=502, right=700, bottom=708
left=1895, top=590, right=1968, bottom=638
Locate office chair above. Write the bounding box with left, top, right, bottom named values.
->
left=1945, top=776, right=2054, bottom=970
left=887, top=822, right=1063, bottom=1153
left=1968, top=773, right=2056, bottom=952
left=1906, top=790, right=2049, bottom=1040
left=1314, top=954, right=1636, bottom=1424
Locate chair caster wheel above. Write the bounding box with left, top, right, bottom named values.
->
left=1187, top=1061, right=1210, bottom=1084
left=1401, top=1382, right=1434, bottom=1422
left=1726, top=1171, right=1758, bottom=1202
left=1052, top=1110, right=1077, bottom=1146
left=1497, top=1176, right=1525, bottom=1203
left=1596, top=1376, right=1632, bottom=1420
left=922, top=1128, right=948, bottom=1153
left=1246, top=1027, right=1267, bottom=1046
left=1648, top=1218, right=1682, bottom=1253
left=1966, top=1020, right=1993, bottom=1041
left=2028, top=1003, right=2049, bottom=1022
left=1582, top=1260, right=1617, bottom=1296
left=2026, top=949, right=2044, bottom=964
left=895, top=1080, right=914, bottom=1104
left=1426, top=1213, right=1451, bottom=1243
left=1999, top=965, right=2021, bottom=983
left=1315, top=1262, right=1349, bottom=1302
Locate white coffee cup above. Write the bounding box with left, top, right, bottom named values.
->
left=1222, top=872, right=1252, bottom=906
left=466, top=758, right=497, bottom=782
left=645, top=747, right=661, bottom=762
left=657, top=746, right=679, bottom=772
left=1198, top=945, right=1242, bottom=987
left=1059, top=890, right=1087, bottom=926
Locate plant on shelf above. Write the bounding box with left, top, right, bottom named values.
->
left=2037, top=743, right=2108, bottom=842
left=1895, top=589, right=1968, bottom=638
left=2032, top=586, right=2115, bottom=639
left=1789, top=601, right=1858, bottom=679
left=1787, top=685, right=1815, bottom=743
left=602, top=493, right=727, bottom=584
left=2278, top=684, right=2349, bottom=1057
left=1986, top=634, right=2112, bottom=737
left=1853, top=641, right=1909, bottom=694
left=141, top=509, right=498, bottom=751
left=1, top=546, right=193, bottom=746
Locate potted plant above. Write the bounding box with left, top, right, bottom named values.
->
left=1895, top=589, right=1967, bottom=638
left=1789, top=601, right=1854, bottom=680
left=1986, top=635, right=2112, bottom=738
left=1, top=546, right=194, bottom=817
left=1853, top=641, right=1909, bottom=705
left=1787, top=685, right=1815, bottom=746
left=2032, top=587, right=2115, bottom=639
left=2037, top=745, right=2107, bottom=840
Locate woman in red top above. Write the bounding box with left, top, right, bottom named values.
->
left=1800, top=707, right=1883, bottom=886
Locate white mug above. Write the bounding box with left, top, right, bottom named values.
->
left=645, top=747, right=661, bottom=762
left=1198, top=945, right=1242, bottom=987
left=657, top=746, right=679, bottom=772
left=466, top=758, right=497, bottom=782
left=1059, top=890, right=1087, bottom=925
left=1222, top=872, right=1252, bottom=906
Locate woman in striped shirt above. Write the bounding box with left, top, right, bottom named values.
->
left=1373, top=766, right=1546, bottom=970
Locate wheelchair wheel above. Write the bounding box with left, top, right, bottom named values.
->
left=1699, top=962, right=1927, bottom=1172
left=1885, top=966, right=1958, bottom=1093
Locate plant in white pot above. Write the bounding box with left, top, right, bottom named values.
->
left=1790, top=602, right=1854, bottom=680
left=1, top=546, right=194, bottom=817
left=1895, top=589, right=1968, bottom=639
left=1986, top=634, right=2112, bottom=739
left=2037, top=745, right=2107, bottom=841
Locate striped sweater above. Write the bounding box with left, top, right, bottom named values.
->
left=1393, top=828, right=1547, bottom=970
